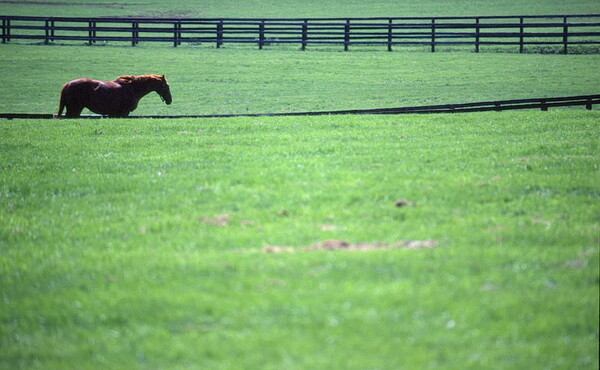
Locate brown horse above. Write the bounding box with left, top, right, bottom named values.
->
left=56, top=74, right=172, bottom=118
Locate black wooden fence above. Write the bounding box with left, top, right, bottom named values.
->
left=2, top=95, right=598, bottom=120
left=1, top=14, right=599, bottom=52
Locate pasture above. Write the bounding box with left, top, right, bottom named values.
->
left=1, top=110, right=599, bottom=368
left=1, top=44, right=600, bottom=116
left=1, top=0, right=600, bottom=368
left=1, top=0, right=600, bottom=18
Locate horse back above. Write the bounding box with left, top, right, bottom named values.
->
left=64, top=78, right=121, bottom=91
left=61, top=78, right=129, bottom=116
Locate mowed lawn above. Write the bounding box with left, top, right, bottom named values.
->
left=1, top=45, right=599, bottom=117
left=1, top=111, right=598, bottom=368
left=1, top=1, right=599, bottom=365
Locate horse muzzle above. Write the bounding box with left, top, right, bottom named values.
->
left=159, top=93, right=172, bottom=105
left=156, top=87, right=172, bottom=105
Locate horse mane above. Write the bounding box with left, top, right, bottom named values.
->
left=115, top=75, right=136, bottom=84
left=114, top=74, right=163, bottom=84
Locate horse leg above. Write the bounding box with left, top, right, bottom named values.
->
left=56, top=90, right=66, bottom=118
left=65, top=104, right=84, bottom=118
left=108, top=110, right=130, bottom=118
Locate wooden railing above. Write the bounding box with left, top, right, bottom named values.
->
left=2, top=95, right=598, bottom=120
left=1, top=15, right=599, bottom=53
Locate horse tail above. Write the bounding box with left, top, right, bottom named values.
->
left=56, top=85, right=67, bottom=118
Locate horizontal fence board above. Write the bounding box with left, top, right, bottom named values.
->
left=2, top=95, right=598, bottom=120
left=2, top=14, right=599, bottom=52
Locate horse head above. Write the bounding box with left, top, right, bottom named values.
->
left=155, top=75, right=172, bottom=105
left=114, top=74, right=172, bottom=107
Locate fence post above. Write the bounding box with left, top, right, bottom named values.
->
left=45, top=19, right=50, bottom=44
left=586, top=98, right=592, bottom=110
left=173, top=22, right=177, bottom=47
left=88, top=20, right=94, bottom=45
left=431, top=18, right=436, bottom=52
left=519, top=17, right=524, bottom=53
left=216, top=20, right=223, bottom=48
left=178, top=21, right=183, bottom=46
left=4, top=18, right=10, bottom=43
left=344, top=19, right=350, bottom=51
left=387, top=18, right=393, bottom=52
left=541, top=99, right=548, bottom=111
left=131, top=21, right=138, bottom=46
left=93, top=21, right=97, bottom=43
left=302, top=19, right=308, bottom=50
left=475, top=17, right=480, bottom=53
left=1, top=19, right=5, bottom=43
left=5, top=18, right=10, bottom=43
left=173, top=21, right=181, bottom=47
left=563, top=16, right=568, bottom=54
left=258, top=20, right=265, bottom=49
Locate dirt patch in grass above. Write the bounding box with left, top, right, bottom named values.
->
left=262, top=239, right=439, bottom=253
left=394, top=199, right=416, bottom=207
left=564, top=247, right=597, bottom=269
left=200, top=214, right=231, bottom=227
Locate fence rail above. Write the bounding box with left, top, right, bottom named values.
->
left=2, top=95, right=598, bottom=120
left=1, top=14, right=600, bottom=52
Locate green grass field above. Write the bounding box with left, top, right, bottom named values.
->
left=1, top=45, right=599, bottom=116
left=1, top=111, right=599, bottom=368
left=1, top=0, right=600, bottom=368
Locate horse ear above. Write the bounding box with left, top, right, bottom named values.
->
left=162, top=75, right=165, bottom=79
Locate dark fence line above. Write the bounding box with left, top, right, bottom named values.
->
left=1, top=14, right=600, bottom=52
left=2, top=95, right=598, bottom=120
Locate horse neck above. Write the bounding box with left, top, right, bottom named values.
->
left=128, top=79, right=157, bottom=99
